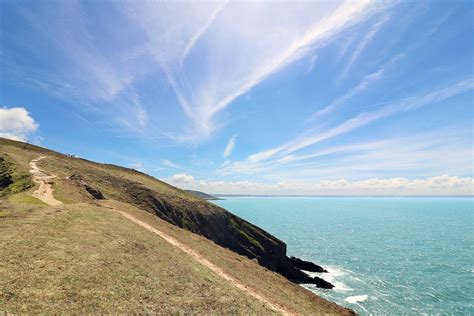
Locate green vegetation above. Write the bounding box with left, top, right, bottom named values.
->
left=8, top=192, right=46, bottom=205
left=0, top=155, right=34, bottom=197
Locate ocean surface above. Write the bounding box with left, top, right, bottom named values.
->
left=212, top=197, right=473, bottom=315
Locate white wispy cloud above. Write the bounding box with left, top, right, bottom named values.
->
left=311, top=53, right=403, bottom=119
left=220, top=78, right=474, bottom=175
left=161, top=159, right=184, bottom=170
left=0, top=107, right=39, bottom=142
left=223, top=134, right=237, bottom=158
left=180, top=1, right=228, bottom=66
left=338, top=14, right=390, bottom=81
left=7, top=1, right=391, bottom=143
left=306, top=54, right=318, bottom=73
left=162, top=173, right=474, bottom=196
left=7, top=1, right=151, bottom=135
left=19, top=2, right=133, bottom=102
left=268, top=135, right=473, bottom=180
left=126, top=0, right=381, bottom=141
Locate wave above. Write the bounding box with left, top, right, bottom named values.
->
left=345, top=294, right=368, bottom=304
left=307, top=265, right=354, bottom=292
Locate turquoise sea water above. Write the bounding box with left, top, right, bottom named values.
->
left=213, top=197, right=473, bottom=315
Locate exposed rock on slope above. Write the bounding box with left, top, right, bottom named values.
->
left=69, top=174, right=104, bottom=199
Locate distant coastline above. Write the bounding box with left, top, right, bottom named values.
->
left=212, top=194, right=474, bottom=198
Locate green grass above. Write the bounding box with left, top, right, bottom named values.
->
left=8, top=193, right=46, bottom=206
left=0, top=156, right=34, bottom=198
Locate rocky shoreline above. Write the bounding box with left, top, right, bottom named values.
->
left=282, top=256, right=334, bottom=289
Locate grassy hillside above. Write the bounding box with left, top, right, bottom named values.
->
left=0, top=138, right=352, bottom=314
left=0, top=139, right=321, bottom=284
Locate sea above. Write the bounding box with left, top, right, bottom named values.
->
left=212, top=197, right=473, bottom=315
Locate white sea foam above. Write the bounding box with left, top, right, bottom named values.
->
left=345, top=295, right=368, bottom=303
left=307, top=265, right=354, bottom=292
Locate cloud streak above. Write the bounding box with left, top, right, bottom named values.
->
left=338, top=14, right=390, bottom=81
left=223, top=134, right=237, bottom=158
left=311, top=53, right=403, bottom=119
left=180, top=1, right=228, bottom=66
left=220, top=78, right=474, bottom=175
left=127, top=0, right=380, bottom=140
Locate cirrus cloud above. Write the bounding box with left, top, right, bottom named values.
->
left=223, top=134, right=237, bottom=158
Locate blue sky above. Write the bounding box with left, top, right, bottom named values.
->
left=1, top=0, right=473, bottom=195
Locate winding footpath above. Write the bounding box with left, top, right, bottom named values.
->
left=28, top=157, right=292, bottom=316
left=29, top=156, right=63, bottom=205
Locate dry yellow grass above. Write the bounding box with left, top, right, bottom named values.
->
left=0, top=200, right=275, bottom=314
left=106, top=200, right=353, bottom=315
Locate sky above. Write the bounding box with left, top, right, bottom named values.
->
left=1, top=0, right=473, bottom=195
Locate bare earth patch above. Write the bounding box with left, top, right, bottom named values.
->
left=29, top=157, right=62, bottom=206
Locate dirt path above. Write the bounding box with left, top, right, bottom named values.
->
left=29, top=156, right=63, bottom=206
left=28, top=157, right=292, bottom=315
left=108, top=205, right=294, bottom=316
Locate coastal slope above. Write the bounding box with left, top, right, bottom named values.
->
left=0, top=138, right=351, bottom=314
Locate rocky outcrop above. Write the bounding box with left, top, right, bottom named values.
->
left=278, top=257, right=334, bottom=288
left=0, top=157, right=14, bottom=190
left=312, top=276, right=334, bottom=289
left=69, top=174, right=104, bottom=200
left=289, top=256, right=328, bottom=273
left=84, top=185, right=104, bottom=199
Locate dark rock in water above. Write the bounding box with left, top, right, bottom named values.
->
left=289, top=256, right=328, bottom=273
left=312, top=276, right=334, bottom=289
left=277, top=257, right=334, bottom=289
